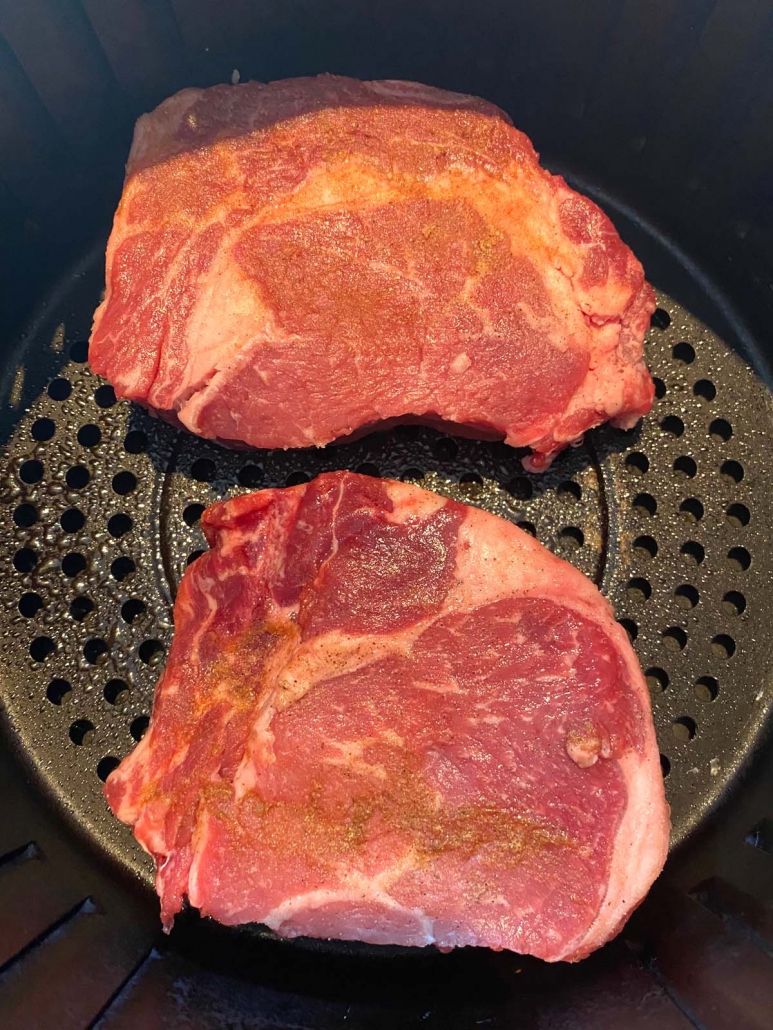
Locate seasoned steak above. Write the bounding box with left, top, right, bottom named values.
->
left=104, top=472, right=669, bottom=959
left=90, top=76, right=655, bottom=470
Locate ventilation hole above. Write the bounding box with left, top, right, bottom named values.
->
left=356, top=462, right=380, bottom=478
left=111, top=556, right=135, bottom=582
left=727, top=546, right=751, bottom=572
left=183, top=503, right=206, bottom=527
left=625, top=452, right=649, bottom=474
left=112, top=471, right=137, bottom=496
left=633, top=493, right=657, bottom=517
left=186, top=549, right=205, bottom=566
left=646, top=667, right=669, bottom=693
left=507, top=476, right=534, bottom=500
left=559, top=526, right=584, bottom=550
left=94, top=384, right=116, bottom=408
left=695, top=676, right=719, bottom=703
left=557, top=480, right=581, bottom=501
left=78, top=423, right=101, bottom=448
left=61, top=552, right=86, bottom=577
left=709, top=418, right=732, bottom=442
left=46, top=678, right=72, bottom=705
left=121, top=598, right=146, bottom=624
left=651, top=308, right=671, bottom=330
left=70, top=596, right=94, bottom=622
left=31, top=417, right=55, bottom=441
left=84, top=638, right=109, bottom=665
left=619, top=618, right=638, bottom=642
left=722, top=591, right=746, bottom=616
left=48, top=377, right=72, bottom=401
left=123, top=429, right=148, bottom=454
left=693, top=379, right=716, bottom=401
left=70, top=340, right=89, bottom=363
left=626, top=577, right=651, bottom=603
left=433, top=437, right=458, bottom=461
left=237, top=465, right=264, bottom=488
left=653, top=377, right=666, bottom=399
left=674, top=455, right=697, bottom=479
left=721, top=460, right=744, bottom=485
left=191, top=457, right=216, bottom=482
left=13, top=503, right=37, bottom=528
left=711, top=634, right=736, bottom=659
left=60, top=508, right=85, bottom=533
left=67, top=707, right=93, bottom=745
left=672, top=342, right=695, bottom=364
left=13, top=547, right=37, bottom=573
left=517, top=521, right=537, bottom=537
left=681, top=541, right=705, bottom=565
left=660, top=754, right=671, bottom=778
left=130, top=715, right=150, bottom=742
left=107, top=512, right=133, bottom=538
left=672, top=717, right=697, bottom=742
left=457, top=472, right=482, bottom=486
left=97, top=756, right=120, bottom=781
left=139, top=639, right=164, bottom=666
left=104, top=679, right=129, bottom=705
left=661, top=415, right=684, bottom=437
left=66, top=465, right=90, bottom=489
left=18, top=592, right=43, bottom=618
left=726, top=503, right=750, bottom=527
left=19, top=459, right=43, bottom=483
left=633, top=535, right=658, bottom=559
left=663, top=627, right=688, bottom=652
left=30, top=636, right=55, bottom=661
left=675, top=584, right=699, bottom=609
left=679, top=498, right=703, bottom=523
left=286, top=470, right=310, bottom=486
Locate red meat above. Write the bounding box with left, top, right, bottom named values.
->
left=104, top=472, right=669, bottom=960
left=89, top=76, right=655, bottom=470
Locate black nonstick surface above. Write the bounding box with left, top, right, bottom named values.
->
left=1, top=181, right=772, bottom=955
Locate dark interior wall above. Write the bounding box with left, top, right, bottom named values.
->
left=1, top=0, right=772, bottom=345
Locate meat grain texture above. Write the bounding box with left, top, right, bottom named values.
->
left=90, top=76, right=655, bottom=470
left=105, top=472, right=670, bottom=960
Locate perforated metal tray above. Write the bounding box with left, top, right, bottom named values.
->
left=2, top=224, right=772, bottom=921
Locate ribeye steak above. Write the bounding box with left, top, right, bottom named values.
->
left=89, top=76, right=655, bottom=470
left=104, top=471, right=669, bottom=959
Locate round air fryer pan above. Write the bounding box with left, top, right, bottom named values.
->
left=2, top=186, right=772, bottom=915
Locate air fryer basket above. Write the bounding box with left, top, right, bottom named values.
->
left=2, top=2, right=773, bottom=1028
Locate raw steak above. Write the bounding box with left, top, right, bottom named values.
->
left=89, top=75, right=655, bottom=471
left=104, top=472, right=669, bottom=959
